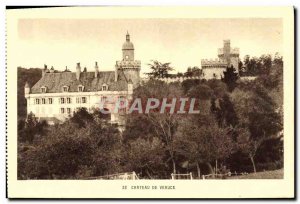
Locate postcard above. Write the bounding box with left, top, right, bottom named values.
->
left=6, top=6, right=294, bottom=199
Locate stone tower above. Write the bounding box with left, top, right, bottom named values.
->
left=218, top=40, right=240, bottom=71
left=115, top=32, right=141, bottom=88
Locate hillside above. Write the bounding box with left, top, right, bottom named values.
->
left=18, top=67, right=42, bottom=119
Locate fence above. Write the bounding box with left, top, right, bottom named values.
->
left=86, top=171, right=139, bottom=180
left=202, top=172, right=249, bottom=179
left=171, top=172, right=193, bottom=180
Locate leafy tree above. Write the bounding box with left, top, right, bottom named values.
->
left=232, top=85, right=282, bottom=173
left=146, top=60, right=174, bottom=78
left=184, top=66, right=202, bottom=77
left=222, top=65, right=239, bottom=92
left=125, top=137, right=165, bottom=179
left=211, top=94, right=238, bottom=128
left=18, top=111, right=121, bottom=179
left=17, top=67, right=42, bottom=119
left=70, top=108, right=94, bottom=128
left=18, top=112, right=48, bottom=143
left=175, top=115, right=235, bottom=177
left=124, top=80, right=183, bottom=175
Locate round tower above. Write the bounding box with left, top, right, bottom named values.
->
left=25, top=81, right=30, bottom=96
left=116, top=32, right=141, bottom=88
left=122, top=31, right=134, bottom=61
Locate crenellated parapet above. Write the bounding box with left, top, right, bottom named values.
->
left=116, top=60, right=141, bottom=69
left=152, top=75, right=203, bottom=83
left=201, top=58, right=227, bottom=68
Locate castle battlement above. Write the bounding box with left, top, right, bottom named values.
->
left=116, top=60, right=141, bottom=69
left=201, top=58, right=227, bottom=68
left=151, top=75, right=203, bottom=83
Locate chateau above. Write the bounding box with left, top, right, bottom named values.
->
left=25, top=32, right=141, bottom=125
left=201, top=40, right=239, bottom=79
left=155, top=40, right=240, bottom=84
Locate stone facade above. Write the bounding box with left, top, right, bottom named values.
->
left=25, top=33, right=140, bottom=125
left=201, top=40, right=240, bottom=79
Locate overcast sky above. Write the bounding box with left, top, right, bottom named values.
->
left=16, top=18, right=282, bottom=75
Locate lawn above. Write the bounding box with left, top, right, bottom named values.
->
left=229, top=169, right=283, bottom=179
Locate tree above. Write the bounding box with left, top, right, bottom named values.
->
left=222, top=65, right=239, bottom=92
left=146, top=60, right=174, bottom=78
left=211, top=94, right=238, bottom=128
left=124, top=80, right=183, bottom=175
left=175, top=115, right=235, bottom=178
left=125, top=137, right=165, bottom=179
left=17, top=67, right=42, bottom=119
left=232, top=85, right=283, bottom=173
left=184, top=66, right=202, bottom=77
left=18, top=111, right=121, bottom=179
left=18, top=112, right=48, bottom=143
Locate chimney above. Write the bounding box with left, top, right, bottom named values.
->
left=42, top=64, right=47, bottom=77
left=50, top=66, right=55, bottom=73
left=76, top=63, right=81, bottom=80
left=95, top=61, right=99, bottom=78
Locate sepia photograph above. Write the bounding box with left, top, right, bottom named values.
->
left=6, top=6, right=294, bottom=198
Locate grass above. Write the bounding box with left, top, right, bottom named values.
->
left=229, top=169, right=283, bottom=179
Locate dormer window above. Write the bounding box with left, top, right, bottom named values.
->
left=62, top=86, right=69, bottom=92
left=78, top=85, right=84, bottom=92
left=102, top=84, right=108, bottom=91
left=41, top=86, right=47, bottom=93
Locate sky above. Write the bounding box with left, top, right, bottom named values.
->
left=16, top=18, right=282, bottom=75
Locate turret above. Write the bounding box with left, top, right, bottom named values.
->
left=95, top=61, right=99, bottom=78
left=76, top=63, right=81, bottom=80
left=25, top=81, right=30, bottom=96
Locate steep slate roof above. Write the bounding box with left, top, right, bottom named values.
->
left=31, top=71, right=129, bottom=94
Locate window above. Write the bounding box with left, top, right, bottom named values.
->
left=78, top=85, right=84, bottom=92
left=62, top=86, right=69, bottom=92
left=76, top=97, right=80, bottom=104
left=118, top=96, right=126, bottom=113
left=67, top=108, right=71, bottom=114
left=60, top=108, right=65, bottom=114
left=67, top=98, right=71, bottom=104
left=35, top=99, right=40, bottom=104
left=42, top=98, right=46, bottom=104
left=82, top=97, right=87, bottom=104
left=101, top=96, right=107, bottom=102
left=102, top=84, right=108, bottom=91
left=48, top=98, right=53, bottom=104
left=60, top=98, right=65, bottom=104
left=41, top=87, right=47, bottom=93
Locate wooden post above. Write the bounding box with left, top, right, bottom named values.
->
left=171, top=173, right=174, bottom=180
left=190, top=172, right=193, bottom=180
